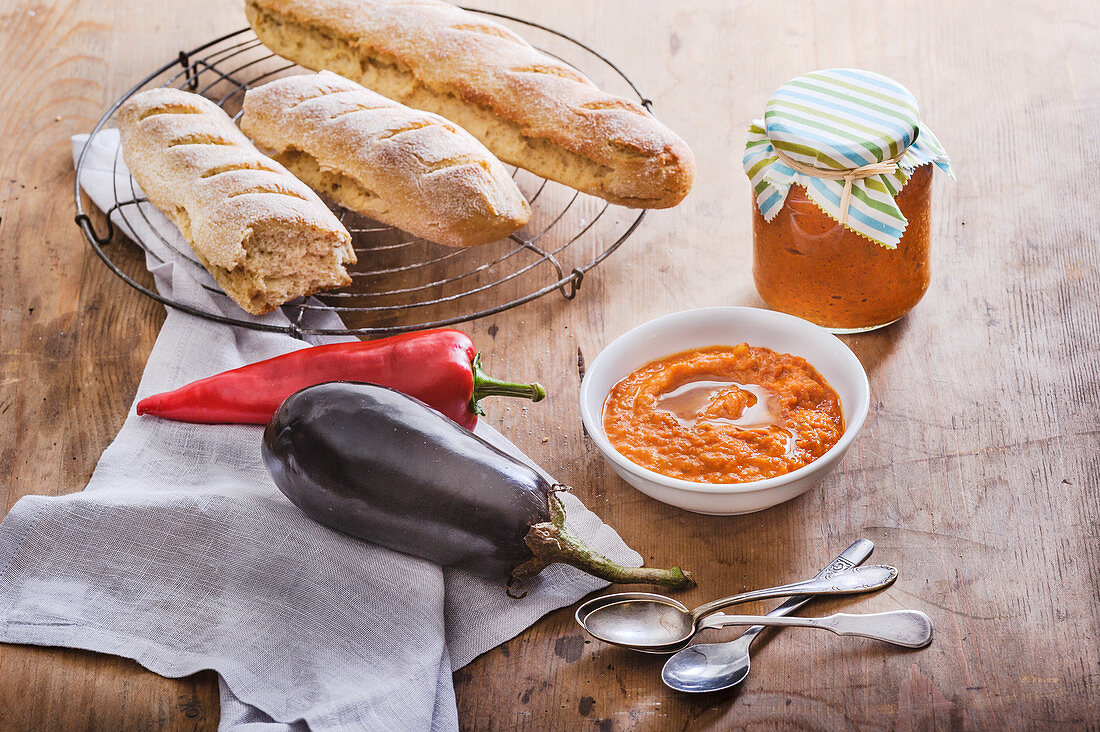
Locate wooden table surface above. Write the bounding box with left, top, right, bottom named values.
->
left=2, top=0, right=1098, bottom=729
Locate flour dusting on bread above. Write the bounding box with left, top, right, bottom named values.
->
left=118, top=88, right=355, bottom=315
left=245, top=0, right=696, bottom=208
left=240, top=71, right=530, bottom=248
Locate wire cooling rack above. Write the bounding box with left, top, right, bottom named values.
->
left=73, top=11, right=654, bottom=337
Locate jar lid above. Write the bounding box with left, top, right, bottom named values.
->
left=744, top=68, right=953, bottom=248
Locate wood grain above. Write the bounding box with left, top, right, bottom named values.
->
left=1, top=0, right=1098, bottom=729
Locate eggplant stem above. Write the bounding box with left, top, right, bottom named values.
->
left=470, top=352, right=546, bottom=416
left=506, top=577, right=528, bottom=599
left=513, top=492, right=696, bottom=590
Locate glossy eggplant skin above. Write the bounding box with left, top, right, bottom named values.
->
left=261, top=381, right=551, bottom=580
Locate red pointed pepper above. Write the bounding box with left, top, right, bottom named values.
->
left=135, top=329, right=545, bottom=430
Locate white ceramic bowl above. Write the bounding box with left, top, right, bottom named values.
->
left=579, top=307, right=869, bottom=515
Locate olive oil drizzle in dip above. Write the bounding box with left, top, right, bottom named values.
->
left=602, top=344, right=843, bottom=484
left=654, top=378, right=797, bottom=454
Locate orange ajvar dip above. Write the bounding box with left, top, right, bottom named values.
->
left=753, top=164, right=933, bottom=330
left=602, top=345, right=843, bottom=484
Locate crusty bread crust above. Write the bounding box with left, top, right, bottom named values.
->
left=245, top=0, right=696, bottom=209
left=240, top=71, right=530, bottom=248
left=117, top=88, right=355, bottom=315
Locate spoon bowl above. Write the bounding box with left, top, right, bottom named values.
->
left=662, top=640, right=754, bottom=692
left=577, top=593, right=695, bottom=650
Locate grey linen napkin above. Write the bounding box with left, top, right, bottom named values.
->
left=0, top=132, right=642, bottom=731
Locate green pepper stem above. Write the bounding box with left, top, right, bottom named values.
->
left=512, top=491, right=696, bottom=590
left=470, top=352, right=547, bottom=416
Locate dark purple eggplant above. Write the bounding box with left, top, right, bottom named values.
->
left=261, top=381, right=695, bottom=592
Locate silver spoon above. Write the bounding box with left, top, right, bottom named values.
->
left=576, top=564, right=898, bottom=653
left=662, top=539, right=874, bottom=692
left=685, top=609, right=932, bottom=650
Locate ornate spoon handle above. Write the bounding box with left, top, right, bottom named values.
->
left=688, top=563, right=898, bottom=622
left=733, top=538, right=875, bottom=648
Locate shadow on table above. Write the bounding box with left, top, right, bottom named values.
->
left=838, top=315, right=911, bottom=376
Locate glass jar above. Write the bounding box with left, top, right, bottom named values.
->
left=753, top=164, right=933, bottom=332
left=742, top=68, right=952, bottom=333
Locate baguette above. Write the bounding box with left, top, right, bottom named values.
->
left=117, top=88, right=355, bottom=315
left=240, top=71, right=530, bottom=248
left=245, top=0, right=695, bottom=209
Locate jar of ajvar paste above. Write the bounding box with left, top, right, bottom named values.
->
left=743, top=69, right=954, bottom=332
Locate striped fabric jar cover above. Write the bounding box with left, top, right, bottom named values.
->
left=743, top=68, right=954, bottom=248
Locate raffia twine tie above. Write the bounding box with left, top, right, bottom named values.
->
left=772, top=147, right=906, bottom=225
